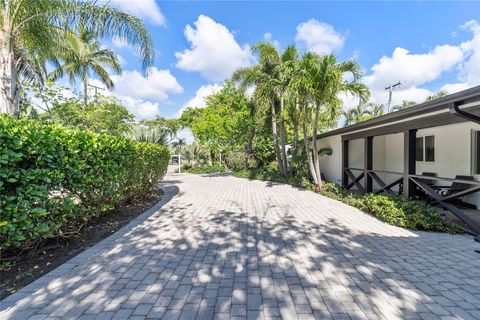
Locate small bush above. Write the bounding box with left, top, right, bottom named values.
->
left=320, top=182, right=458, bottom=233
left=185, top=164, right=226, bottom=174
left=0, top=116, right=170, bottom=251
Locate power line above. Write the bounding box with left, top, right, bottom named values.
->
left=385, top=81, right=401, bottom=113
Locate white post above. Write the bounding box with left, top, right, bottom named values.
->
left=178, top=155, right=181, bottom=173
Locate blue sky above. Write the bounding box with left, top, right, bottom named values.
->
left=93, top=1, right=480, bottom=120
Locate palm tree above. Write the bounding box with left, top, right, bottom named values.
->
left=172, top=138, right=187, bottom=154
left=299, top=53, right=369, bottom=191
left=0, top=0, right=154, bottom=115
left=343, top=103, right=372, bottom=126
left=49, top=25, right=122, bottom=107
left=425, top=90, right=447, bottom=102
left=391, top=100, right=416, bottom=112
left=233, top=43, right=298, bottom=176
left=124, top=126, right=169, bottom=145
left=367, top=102, right=384, bottom=116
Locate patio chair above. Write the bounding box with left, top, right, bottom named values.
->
left=437, top=175, right=477, bottom=210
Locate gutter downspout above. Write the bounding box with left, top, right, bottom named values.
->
left=450, top=101, right=480, bottom=242
left=449, top=101, right=480, bottom=124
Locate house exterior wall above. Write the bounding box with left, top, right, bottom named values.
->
left=316, top=120, right=480, bottom=206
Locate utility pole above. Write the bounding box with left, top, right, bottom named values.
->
left=87, top=83, right=105, bottom=97
left=385, top=81, right=401, bottom=113
left=87, top=83, right=105, bottom=106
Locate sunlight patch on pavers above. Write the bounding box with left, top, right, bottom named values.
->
left=1, top=173, right=479, bottom=319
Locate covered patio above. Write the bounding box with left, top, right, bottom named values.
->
left=339, top=94, right=480, bottom=240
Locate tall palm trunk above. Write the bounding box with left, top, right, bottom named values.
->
left=244, top=131, right=254, bottom=169
left=83, top=68, right=88, bottom=108
left=301, top=103, right=317, bottom=185
left=0, top=24, right=19, bottom=115
left=290, top=99, right=299, bottom=176
left=311, top=103, right=322, bottom=192
left=279, top=95, right=289, bottom=175
left=271, top=98, right=285, bottom=175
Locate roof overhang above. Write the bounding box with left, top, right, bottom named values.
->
left=314, top=85, right=480, bottom=141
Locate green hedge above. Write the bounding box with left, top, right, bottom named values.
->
left=0, top=116, right=169, bottom=251
left=184, top=164, right=227, bottom=174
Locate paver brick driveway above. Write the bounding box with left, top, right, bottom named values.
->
left=1, top=174, right=480, bottom=320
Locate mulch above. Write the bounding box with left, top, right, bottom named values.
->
left=0, top=189, right=163, bottom=300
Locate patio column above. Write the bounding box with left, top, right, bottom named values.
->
left=364, top=136, right=373, bottom=193
left=403, top=129, right=417, bottom=198
left=342, top=140, right=349, bottom=188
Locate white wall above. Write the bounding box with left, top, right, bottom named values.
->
left=315, top=121, right=480, bottom=207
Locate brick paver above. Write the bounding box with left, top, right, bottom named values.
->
left=1, top=173, right=480, bottom=319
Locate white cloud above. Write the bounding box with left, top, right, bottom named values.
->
left=364, top=45, right=463, bottom=90
left=106, top=0, right=166, bottom=26
left=175, top=15, right=253, bottom=81
left=263, top=32, right=280, bottom=48
left=361, top=43, right=464, bottom=107
left=295, top=19, right=345, bottom=54
left=175, top=83, right=223, bottom=117
left=111, top=67, right=183, bottom=101
left=119, top=96, right=161, bottom=119
left=441, top=20, right=480, bottom=93
left=88, top=67, right=182, bottom=119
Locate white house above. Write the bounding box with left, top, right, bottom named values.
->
left=314, top=86, right=480, bottom=238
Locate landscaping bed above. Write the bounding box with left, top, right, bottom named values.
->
left=0, top=189, right=163, bottom=300
left=233, top=168, right=460, bottom=233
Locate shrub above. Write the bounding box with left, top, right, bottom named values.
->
left=0, top=116, right=169, bottom=251
left=185, top=164, right=226, bottom=174
left=320, top=182, right=458, bottom=233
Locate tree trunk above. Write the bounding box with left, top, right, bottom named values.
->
left=311, top=103, right=322, bottom=192
left=290, top=99, right=299, bottom=176
left=301, top=104, right=317, bottom=185
left=83, top=74, right=88, bottom=108
left=279, top=95, right=289, bottom=175
left=0, top=27, right=19, bottom=116
left=271, top=98, right=285, bottom=175
left=244, top=131, right=254, bottom=169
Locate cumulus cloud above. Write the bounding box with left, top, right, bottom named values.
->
left=175, top=15, right=253, bottom=81
left=295, top=19, right=345, bottom=54
left=106, top=0, right=166, bottom=26
left=111, top=67, right=183, bottom=101
left=175, top=83, right=223, bottom=117
left=263, top=32, right=280, bottom=48
left=360, top=43, right=464, bottom=107
left=441, top=20, right=480, bottom=93
left=88, top=67, right=183, bottom=119
left=364, top=45, right=463, bottom=90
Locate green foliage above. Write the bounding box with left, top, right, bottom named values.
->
left=320, top=183, right=458, bottom=232
left=233, top=167, right=457, bottom=233
left=39, top=95, right=134, bottom=135
left=185, top=165, right=227, bottom=174
left=0, top=115, right=169, bottom=252
left=251, top=135, right=275, bottom=166
left=187, top=83, right=253, bottom=155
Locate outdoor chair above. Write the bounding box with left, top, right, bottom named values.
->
left=435, top=175, right=477, bottom=210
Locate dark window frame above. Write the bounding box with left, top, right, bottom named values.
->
left=416, top=137, right=424, bottom=161
left=473, top=131, right=480, bottom=175
left=424, top=135, right=435, bottom=162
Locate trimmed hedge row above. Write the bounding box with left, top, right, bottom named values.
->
left=0, top=116, right=170, bottom=251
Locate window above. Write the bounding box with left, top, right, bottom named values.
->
left=416, top=137, right=424, bottom=161
left=473, top=131, right=480, bottom=175
left=416, top=136, right=435, bottom=162
left=425, top=136, right=435, bottom=162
